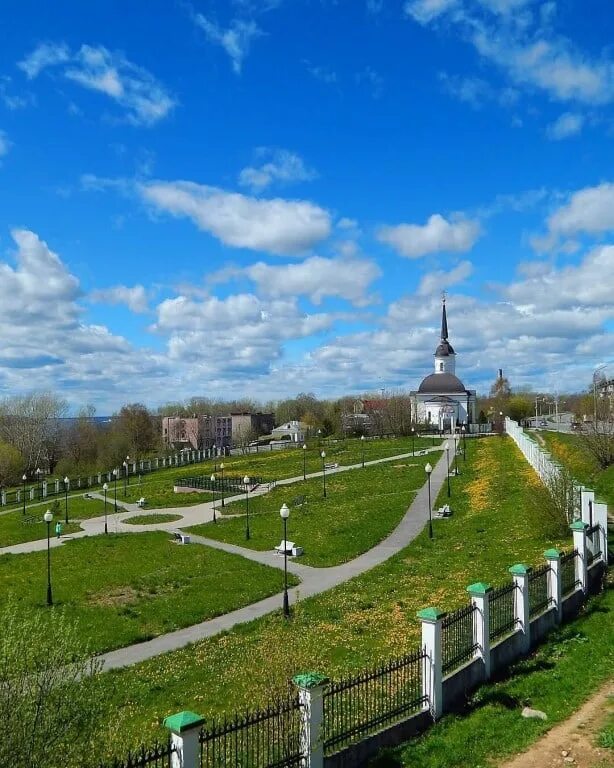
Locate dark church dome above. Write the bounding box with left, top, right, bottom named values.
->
left=418, top=373, right=466, bottom=394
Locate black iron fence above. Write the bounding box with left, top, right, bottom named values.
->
left=489, top=582, right=517, bottom=642
left=528, top=564, right=552, bottom=618
left=100, top=741, right=176, bottom=768
left=323, top=648, right=427, bottom=755
left=199, top=696, right=303, bottom=767
left=176, top=475, right=265, bottom=493
left=586, top=524, right=602, bottom=567
left=560, top=549, right=580, bottom=596
left=441, top=603, right=477, bottom=675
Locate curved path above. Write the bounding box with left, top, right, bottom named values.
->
left=0, top=446, right=450, bottom=672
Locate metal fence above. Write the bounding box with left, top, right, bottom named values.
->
left=489, top=582, right=518, bottom=642
left=560, top=549, right=580, bottom=596
left=441, top=603, right=478, bottom=675
left=199, top=696, right=303, bottom=767
left=586, top=524, right=602, bottom=567
left=175, top=475, right=265, bottom=493
left=100, top=741, right=176, bottom=768
left=322, top=648, right=427, bottom=755
left=528, top=564, right=552, bottom=618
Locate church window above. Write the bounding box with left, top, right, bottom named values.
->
left=439, top=362, right=443, bottom=371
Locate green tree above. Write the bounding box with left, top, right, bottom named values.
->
left=507, top=395, right=534, bottom=423
left=0, top=441, right=23, bottom=486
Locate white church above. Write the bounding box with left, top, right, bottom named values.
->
left=410, top=297, right=477, bottom=431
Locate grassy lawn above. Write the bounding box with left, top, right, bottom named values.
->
left=0, top=532, right=298, bottom=654
left=371, top=576, right=614, bottom=768
left=92, top=436, right=577, bottom=757
left=0, top=496, right=109, bottom=548
left=186, top=457, right=438, bottom=567
left=122, top=513, right=183, bottom=525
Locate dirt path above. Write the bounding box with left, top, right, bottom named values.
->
left=499, top=680, right=613, bottom=768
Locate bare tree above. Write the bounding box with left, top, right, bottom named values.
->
left=0, top=392, right=68, bottom=471
left=534, top=465, right=579, bottom=536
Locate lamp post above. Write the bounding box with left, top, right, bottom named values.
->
left=280, top=503, right=290, bottom=618
left=321, top=450, right=327, bottom=498
left=445, top=440, right=451, bottom=498
left=317, top=428, right=322, bottom=446
left=36, top=467, right=41, bottom=501
left=22, top=473, right=26, bottom=515
left=126, top=455, right=130, bottom=486
left=220, top=463, right=225, bottom=508
left=210, top=474, right=217, bottom=523
left=113, top=468, right=118, bottom=514
left=361, top=435, right=365, bottom=468
left=102, top=482, right=109, bottom=534
left=243, top=475, right=251, bottom=540
left=123, top=459, right=128, bottom=497
left=302, top=444, right=307, bottom=480
left=461, top=423, right=466, bottom=461
left=44, top=508, right=53, bottom=606
left=213, top=444, right=217, bottom=472
left=63, top=476, right=69, bottom=524
left=425, top=463, right=433, bottom=539
left=411, top=427, right=415, bottom=457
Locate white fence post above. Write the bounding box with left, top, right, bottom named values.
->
left=509, top=564, right=531, bottom=654
left=417, top=607, right=445, bottom=719
left=570, top=521, right=588, bottom=593
left=163, top=711, right=205, bottom=768
left=293, top=673, right=329, bottom=768
left=544, top=549, right=562, bottom=623
left=466, top=582, right=492, bottom=679
left=593, top=501, right=609, bottom=564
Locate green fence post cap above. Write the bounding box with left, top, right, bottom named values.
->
left=417, top=607, right=446, bottom=621
left=570, top=521, right=588, bottom=531
left=544, top=548, right=561, bottom=560
left=292, top=672, right=329, bottom=689
left=163, top=711, right=206, bottom=733
left=508, top=563, right=532, bottom=575
left=466, top=582, right=492, bottom=595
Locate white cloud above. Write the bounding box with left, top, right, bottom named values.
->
left=193, top=14, right=261, bottom=73
left=238, top=148, right=317, bottom=190
left=17, top=43, right=175, bottom=125
left=139, top=180, right=332, bottom=255
left=378, top=214, right=481, bottom=258
left=89, top=285, right=149, bottom=313
left=404, top=0, right=458, bottom=24
left=244, top=255, right=381, bottom=305
left=417, top=260, right=473, bottom=296
left=0, top=130, right=11, bottom=158
left=546, top=183, right=614, bottom=238
left=304, top=61, right=338, bottom=85
left=0, top=77, right=34, bottom=110
left=547, top=112, right=585, bottom=140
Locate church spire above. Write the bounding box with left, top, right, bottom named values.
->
left=441, top=292, right=448, bottom=341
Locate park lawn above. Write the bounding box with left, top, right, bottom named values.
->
left=93, top=436, right=578, bottom=757
left=186, top=457, right=437, bottom=567
left=0, top=531, right=298, bottom=654
left=0, top=495, right=110, bottom=547
left=122, top=513, right=183, bottom=525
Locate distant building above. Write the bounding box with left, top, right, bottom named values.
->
left=271, top=420, right=307, bottom=443
left=162, top=414, right=232, bottom=450
left=341, top=399, right=386, bottom=436
left=231, top=412, right=275, bottom=445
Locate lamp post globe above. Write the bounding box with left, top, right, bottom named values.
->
left=425, top=463, right=433, bottom=539
left=445, top=440, right=451, bottom=498
left=36, top=467, right=41, bottom=501
left=63, top=476, right=70, bottom=524
left=44, top=509, right=54, bottom=605
left=411, top=427, right=415, bottom=457
left=280, top=503, right=290, bottom=618
left=302, top=444, right=307, bottom=480
left=210, top=474, right=217, bottom=523
left=461, top=423, right=466, bottom=461
left=102, top=482, right=109, bottom=534
left=220, top=463, right=225, bottom=507
left=360, top=434, right=365, bottom=468
left=243, top=476, right=251, bottom=540
left=113, top=468, right=118, bottom=513
left=320, top=450, right=327, bottom=498
left=22, top=473, right=27, bottom=516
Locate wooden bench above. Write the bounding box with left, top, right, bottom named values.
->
left=172, top=531, right=191, bottom=545
left=290, top=495, right=306, bottom=510
left=274, top=540, right=303, bottom=557
left=324, top=462, right=338, bottom=470
left=136, top=497, right=146, bottom=508
left=435, top=504, right=452, bottom=518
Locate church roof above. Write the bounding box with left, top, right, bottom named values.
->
left=434, top=298, right=455, bottom=357
left=418, top=373, right=466, bottom=394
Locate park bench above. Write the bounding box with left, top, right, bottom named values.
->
left=136, top=497, right=146, bottom=508
left=172, top=531, right=191, bottom=545
left=83, top=493, right=92, bottom=499
left=274, top=540, right=303, bottom=557
left=435, top=504, right=452, bottom=518
left=290, top=495, right=306, bottom=510
left=324, top=462, right=338, bottom=470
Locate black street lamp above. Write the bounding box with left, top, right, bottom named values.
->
left=321, top=450, right=327, bottom=498
left=361, top=435, right=365, bottom=468
left=113, top=468, right=118, bottom=514
left=411, top=427, right=415, bottom=457
left=36, top=467, right=42, bottom=501
left=302, top=444, right=307, bottom=480
left=44, top=508, right=53, bottom=606
left=317, top=428, right=322, bottom=446
left=123, top=459, right=129, bottom=497
left=213, top=444, right=217, bottom=472
left=425, top=463, right=433, bottom=539
left=22, top=473, right=27, bottom=516
left=220, top=463, right=225, bottom=508
left=102, top=482, right=109, bottom=534
left=210, top=474, right=217, bottom=523
left=63, top=476, right=69, bottom=524
left=462, top=423, right=467, bottom=461
left=280, top=503, right=290, bottom=618
left=243, top=475, right=251, bottom=540
left=446, top=440, right=451, bottom=498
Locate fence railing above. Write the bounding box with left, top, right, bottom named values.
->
left=586, top=524, right=602, bottom=566
left=175, top=475, right=265, bottom=493
left=199, top=696, right=303, bottom=768
left=100, top=741, right=176, bottom=768
left=441, top=603, right=477, bottom=675
left=489, top=582, right=518, bottom=642
left=560, top=549, right=580, bottom=596
left=322, top=648, right=427, bottom=755
left=528, top=564, right=552, bottom=618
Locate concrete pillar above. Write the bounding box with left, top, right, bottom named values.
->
left=417, top=607, right=445, bottom=719
left=293, top=673, right=329, bottom=768
left=163, top=711, right=205, bottom=768
left=509, top=564, right=531, bottom=654
left=54, top=479, right=60, bottom=494
left=16, top=490, right=21, bottom=503
left=593, top=501, right=609, bottom=564
left=42, top=481, right=48, bottom=498
left=29, top=488, right=35, bottom=501
left=97, top=473, right=102, bottom=483
left=466, top=582, right=492, bottom=679
left=544, top=549, right=562, bottom=623
left=1, top=491, right=5, bottom=506
left=77, top=477, right=81, bottom=488
left=156, top=457, right=160, bottom=469
left=570, top=521, right=588, bottom=593
left=580, top=488, right=595, bottom=525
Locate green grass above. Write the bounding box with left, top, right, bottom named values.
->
left=122, top=513, right=183, bottom=525
left=0, top=531, right=298, bottom=654
left=370, top=578, right=614, bottom=767
left=91, top=436, right=577, bottom=757
left=187, top=457, right=438, bottom=566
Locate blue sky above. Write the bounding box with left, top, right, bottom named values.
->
left=1, top=0, right=613, bottom=412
